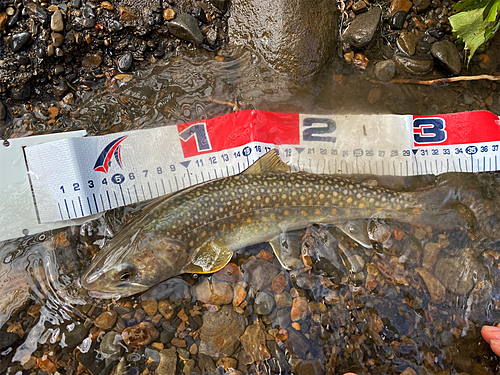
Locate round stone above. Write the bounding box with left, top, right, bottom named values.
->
left=390, top=11, right=406, bottom=30
left=431, top=41, right=461, bottom=75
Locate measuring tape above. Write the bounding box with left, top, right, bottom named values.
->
left=23, top=110, right=500, bottom=225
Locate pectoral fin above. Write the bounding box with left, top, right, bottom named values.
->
left=336, top=220, right=372, bottom=248
left=182, top=240, right=233, bottom=274
left=269, top=230, right=305, bottom=270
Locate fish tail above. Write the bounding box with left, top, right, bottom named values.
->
left=409, top=185, right=467, bottom=230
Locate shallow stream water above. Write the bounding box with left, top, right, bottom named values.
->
left=1, top=40, right=500, bottom=375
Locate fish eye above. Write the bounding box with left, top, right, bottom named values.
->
left=114, top=265, right=136, bottom=282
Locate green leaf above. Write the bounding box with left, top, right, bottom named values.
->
left=452, top=0, right=489, bottom=13
left=450, top=7, right=486, bottom=64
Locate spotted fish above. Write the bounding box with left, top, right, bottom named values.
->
left=81, top=150, right=456, bottom=298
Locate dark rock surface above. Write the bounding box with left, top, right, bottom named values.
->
left=431, top=41, right=462, bottom=75
left=229, top=0, right=337, bottom=77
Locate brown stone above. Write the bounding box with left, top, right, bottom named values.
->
left=217, top=357, right=238, bottom=370
left=158, top=300, right=176, bottom=319
left=122, top=322, right=159, bottom=347
left=390, top=0, right=413, bottom=14
left=163, top=8, right=175, bottom=21
left=171, top=338, right=187, bottom=347
left=37, top=354, right=58, bottom=373
left=94, top=310, right=117, bottom=330
left=270, top=274, right=287, bottom=294
left=290, top=297, right=311, bottom=321
left=214, top=263, right=242, bottom=283
left=232, top=282, right=247, bottom=306
left=240, top=322, right=271, bottom=364
left=0, top=13, right=7, bottom=31
left=101, top=1, right=114, bottom=10
left=199, top=305, right=245, bottom=358
left=141, top=299, right=158, bottom=316
left=47, top=106, right=59, bottom=118
left=415, top=267, right=446, bottom=304
left=422, top=242, right=441, bottom=269
left=194, top=278, right=233, bottom=305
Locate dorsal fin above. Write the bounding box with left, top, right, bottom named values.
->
left=243, top=149, right=290, bottom=175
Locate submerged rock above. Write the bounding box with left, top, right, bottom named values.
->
left=229, top=0, right=337, bottom=77
left=199, top=305, right=245, bottom=358
left=240, top=322, right=271, bottom=364
left=122, top=322, right=159, bottom=347
left=433, top=249, right=484, bottom=294
left=343, top=8, right=382, bottom=48
left=394, top=55, right=434, bottom=74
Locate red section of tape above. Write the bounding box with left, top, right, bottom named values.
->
left=177, top=110, right=300, bottom=158
left=413, top=111, right=500, bottom=147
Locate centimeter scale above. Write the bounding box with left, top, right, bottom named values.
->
left=2, top=109, right=499, bottom=241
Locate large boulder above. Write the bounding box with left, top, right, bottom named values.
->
left=228, top=0, right=337, bottom=77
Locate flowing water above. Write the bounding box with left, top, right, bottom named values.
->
left=1, top=41, right=500, bottom=374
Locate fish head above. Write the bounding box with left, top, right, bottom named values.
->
left=81, top=232, right=189, bottom=299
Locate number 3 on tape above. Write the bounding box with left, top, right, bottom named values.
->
left=413, top=118, right=447, bottom=144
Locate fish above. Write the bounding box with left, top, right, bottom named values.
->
left=81, top=150, right=461, bottom=298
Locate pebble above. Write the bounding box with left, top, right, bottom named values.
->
left=431, top=40, right=461, bottom=75
left=415, top=267, right=446, bottom=303
left=270, top=274, right=287, bottom=294
left=51, top=32, right=64, bottom=47
left=214, top=263, right=242, bottom=283
left=51, top=10, right=64, bottom=32
left=48, top=106, right=59, bottom=118
left=164, top=8, right=176, bottom=21
left=0, top=101, right=6, bottom=120
left=233, top=282, right=247, bottom=306
left=422, top=242, right=441, bottom=269
left=141, top=299, right=158, bottom=316
left=82, top=5, right=96, bottom=18
left=0, top=332, right=20, bottom=351
left=391, top=11, right=407, bottom=29
left=342, top=8, right=382, bottom=48
left=158, top=300, right=176, bottom=319
left=194, top=278, right=233, bottom=305
left=397, top=31, right=418, bottom=55
left=0, top=12, right=8, bottom=30
left=167, top=13, right=204, bottom=45
left=94, top=310, right=117, bottom=330
left=82, top=18, right=96, bottom=29
left=211, top=0, right=228, bottom=12
left=240, top=323, right=271, bottom=364
left=199, top=305, right=245, bottom=358
left=352, top=0, right=367, bottom=14
left=101, top=1, right=114, bottom=10
left=413, top=0, right=431, bottom=12
left=122, top=322, right=159, bottom=347
left=242, top=258, right=279, bottom=291
left=290, top=297, right=311, bottom=321
left=64, top=323, right=88, bottom=349
left=100, top=331, right=124, bottom=355
left=157, top=348, right=177, bottom=375
left=390, top=0, right=413, bottom=14
left=171, top=338, right=187, bottom=347
left=118, top=52, right=133, bottom=72
left=6, top=7, right=14, bottom=16
left=253, top=291, right=276, bottom=315
left=70, top=0, right=82, bottom=8
left=394, top=55, right=434, bottom=74
left=275, top=292, right=293, bottom=308
left=82, top=52, right=103, bottom=68
left=434, top=250, right=483, bottom=294
left=11, top=32, right=31, bottom=52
